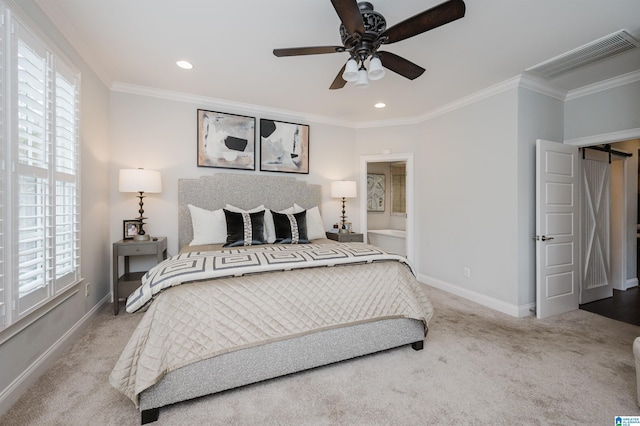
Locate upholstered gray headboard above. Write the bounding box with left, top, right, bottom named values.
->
left=178, top=174, right=322, bottom=249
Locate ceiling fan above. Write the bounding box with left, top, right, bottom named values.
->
left=273, top=0, right=466, bottom=89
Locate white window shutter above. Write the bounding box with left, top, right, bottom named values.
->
left=53, top=64, right=80, bottom=292
left=14, top=23, right=53, bottom=315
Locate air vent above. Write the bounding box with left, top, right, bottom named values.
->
left=526, top=30, right=640, bottom=79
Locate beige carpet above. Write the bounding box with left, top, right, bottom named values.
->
left=2, top=285, right=639, bottom=425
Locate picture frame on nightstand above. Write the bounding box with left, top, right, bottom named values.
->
left=123, top=220, right=140, bottom=240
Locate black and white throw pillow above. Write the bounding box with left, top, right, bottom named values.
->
left=272, top=210, right=309, bottom=244
left=223, top=209, right=266, bottom=247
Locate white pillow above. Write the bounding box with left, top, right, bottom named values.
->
left=294, top=204, right=325, bottom=240
left=224, top=204, right=265, bottom=213
left=188, top=204, right=227, bottom=246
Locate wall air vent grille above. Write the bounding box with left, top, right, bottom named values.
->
left=526, top=30, right=640, bottom=79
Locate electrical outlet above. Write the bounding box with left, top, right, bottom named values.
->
left=463, top=267, right=471, bottom=278
left=85, top=282, right=90, bottom=297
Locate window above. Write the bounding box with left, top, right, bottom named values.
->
left=390, top=162, right=406, bottom=215
left=0, top=5, right=81, bottom=328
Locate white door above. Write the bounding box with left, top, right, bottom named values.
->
left=580, top=149, right=613, bottom=303
left=535, top=140, right=579, bottom=319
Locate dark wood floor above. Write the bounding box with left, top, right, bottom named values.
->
left=580, top=286, right=640, bottom=326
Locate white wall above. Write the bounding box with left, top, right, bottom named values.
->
left=516, top=88, right=565, bottom=306
left=355, top=89, right=527, bottom=313
left=565, top=79, right=640, bottom=141
left=355, top=84, right=570, bottom=316
left=418, top=90, right=521, bottom=307
left=109, top=90, right=357, bottom=258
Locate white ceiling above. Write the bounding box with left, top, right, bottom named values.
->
left=37, top=0, right=640, bottom=125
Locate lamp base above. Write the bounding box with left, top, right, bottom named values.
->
left=134, top=234, right=150, bottom=241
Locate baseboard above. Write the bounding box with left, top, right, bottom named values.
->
left=626, top=278, right=638, bottom=290
left=0, top=293, right=110, bottom=417
left=418, top=273, right=534, bottom=318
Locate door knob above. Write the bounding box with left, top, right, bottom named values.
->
left=541, top=235, right=554, bottom=241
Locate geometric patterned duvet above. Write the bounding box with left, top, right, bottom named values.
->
left=109, top=244, right=434, bottom=406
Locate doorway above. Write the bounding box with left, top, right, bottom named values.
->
left=578, top=140, right=639, bottom=304
left=577, top=140, right=640, bottom=324
left=535, top=138, right=639, bottom=318
left=360, top=153, right=414, bottom=262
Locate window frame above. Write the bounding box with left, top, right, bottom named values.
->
left=0, top=2, right=82, bottom=329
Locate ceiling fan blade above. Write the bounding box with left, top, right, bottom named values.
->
left=378, top=51, right=425, bottom=80
left=330, top=63, right=347, bottom=90
left=331, top=0, right=365, bottom=37
left=381, top=0, right=466, bottom=44
left=273, top=46, right=345, bottom=57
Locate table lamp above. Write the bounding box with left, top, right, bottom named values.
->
left=119, top=168, right=162, bottom=240
left=331, top=180, right=357, bottom=233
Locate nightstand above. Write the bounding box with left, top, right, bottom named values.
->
left=325, top=232, right=364, bottom=243
left=112, top=237, right=167, bottom=315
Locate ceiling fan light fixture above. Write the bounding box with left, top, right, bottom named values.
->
left=342, top=58, right=360, bottom=82
left=273, top=0, right=467, bottom=90
left=368, top=56, right=385, bottom=80
left=355, top=67, right=369, bottom=88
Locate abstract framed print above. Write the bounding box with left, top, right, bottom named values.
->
left=260, top=119, right=309, bottom=174
left=197, top=109, right=255, bottom=170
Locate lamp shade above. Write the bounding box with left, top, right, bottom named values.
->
left=355, top=67, right=368, bottom=88
left=368, top=56, right=385, bottom=80
left=342, top=58, right=359, bottom=82
left=331, top=180, right=357, bottom=198
left=119, top=169, right=162, bottom=193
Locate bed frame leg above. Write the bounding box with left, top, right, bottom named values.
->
left=411, top=340, right=424, bottom=351
left=141, top=408, right=159, bottom=424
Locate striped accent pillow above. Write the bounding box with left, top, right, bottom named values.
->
left=223, top=209, right=266, bottom=247
left=272, top=210, right=309, bottom=244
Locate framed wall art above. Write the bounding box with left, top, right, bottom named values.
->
left=197, top=109, right=256, bottom=170
left=123, top=220, right=140, bottom=240
left=260, top=119, right=309, bottom=174
left=367, top=173, right=385, bottom=212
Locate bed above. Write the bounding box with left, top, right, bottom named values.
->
left=109, top=174, right=433, bottom=424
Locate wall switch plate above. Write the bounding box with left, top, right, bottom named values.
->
left=85, top=282, right=90, bottom=297
left=463, top=267, right=471, bottom=278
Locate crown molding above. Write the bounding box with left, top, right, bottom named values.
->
left=353, top=115, right=425, bottom=129
left=114, top=70, right=635, bottom=131
left=356, top=74, right=566, bottom=129
left=564, top=127, right=640, bottom=146
left=422, top=75, right=522, bottom=122
left=565, top=70, right=640, bottom=101
left=111, top=82, right=355, bottom=129
left=518, top=74, right=567, bottom=100
left=356, top=77, right=522, bottom=129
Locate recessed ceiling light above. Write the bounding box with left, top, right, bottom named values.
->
left=176, top=60, right=193, bottom=70
left=374, top=102, right=386, bottom=108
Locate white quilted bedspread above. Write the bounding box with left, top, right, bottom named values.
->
left=126, top=243, right=414, bottom=313
left=109, top=244, right=433, bottom=405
